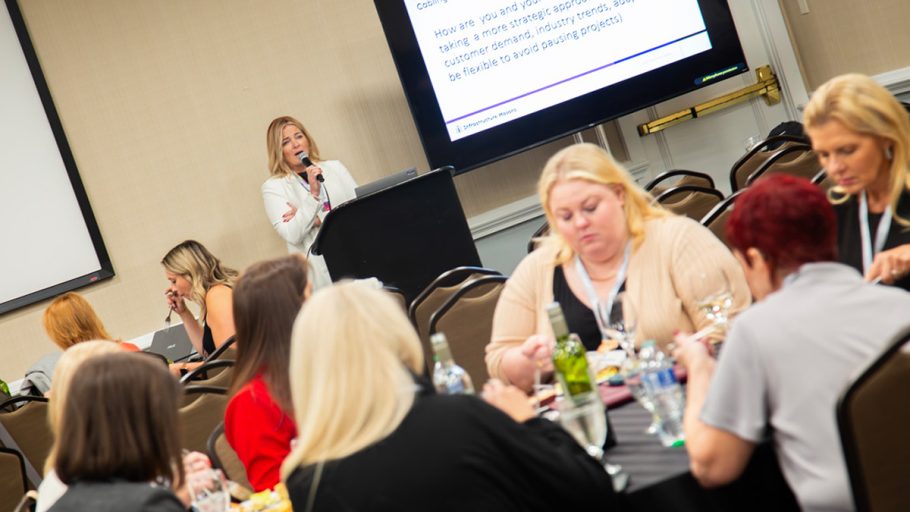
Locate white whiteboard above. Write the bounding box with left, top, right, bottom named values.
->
left=0, top=0, right=113, bottom=315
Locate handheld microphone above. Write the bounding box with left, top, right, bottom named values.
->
left=296, top=151, right=324, bottom=182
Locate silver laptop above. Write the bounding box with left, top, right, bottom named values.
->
left=355, top=167, right=418, bottom=198
left=145, top=325, right=196, bottom=362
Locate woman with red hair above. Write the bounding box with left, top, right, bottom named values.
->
left=675, top=175, right=910, bottom=512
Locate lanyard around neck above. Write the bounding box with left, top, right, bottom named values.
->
left=859, top=190, right=892, bottom=274
left=574, top=241, right=631, bottom=337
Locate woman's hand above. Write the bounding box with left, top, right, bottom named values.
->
left=671, top=331, right=713, bottom=371
left=500, top=334, right=555, bottom=392
left=521, top=334, right=555, bottom=373
left=281, top=202, right=297, bottom=222
left=176, top=451, right=212, bottom=506
left=307, top=165, right=323, bottom=197
left=866, top=243, right=910, bottom=284
left=482, top=379, right=536, bottom=423
left=165, top=288, right=187, bottom=315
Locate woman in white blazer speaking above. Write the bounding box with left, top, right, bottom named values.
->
left=262, top=116, right=358, bottom=288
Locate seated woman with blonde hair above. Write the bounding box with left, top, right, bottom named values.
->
left=486, top=143, right=751, bottom=392
left=282, top=281, right=616, bottom=511
left=161, top=240, right=237, bottom=366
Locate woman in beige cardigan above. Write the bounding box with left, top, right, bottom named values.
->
left=486, top=143, right=750, bottom=392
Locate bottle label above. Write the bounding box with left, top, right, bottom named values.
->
left=642, top=368, right=677, bottom=390
left=446, top=381, right=466, bottom=394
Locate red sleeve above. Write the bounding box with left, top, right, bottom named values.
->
left=224, top=380, right=297, bottom=491
left=119, top=342, right=141, bottom=352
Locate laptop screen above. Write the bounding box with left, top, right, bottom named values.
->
left=145, top=325, right=196, bottom=362
left=355, top=168, right=418, bottom=198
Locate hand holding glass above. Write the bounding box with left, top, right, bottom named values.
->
left=188, top=468, right=229, bottom=512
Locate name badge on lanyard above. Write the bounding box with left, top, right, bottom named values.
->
left=859, top=191, right=892, bottom=274
left=574, top=242, right=631, bottom=339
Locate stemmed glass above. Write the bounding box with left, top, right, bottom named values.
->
left=602, top=291, right=637, bottom=356
left=598, top=293, right=659, bottom=435
left=188, top=468, right=229, bottom=512
left=555, top=394, right=625, bottom=485
left=691, top=271, right=734, bottom=344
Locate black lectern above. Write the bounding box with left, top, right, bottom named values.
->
left=311, top=168, right=481, bottom=303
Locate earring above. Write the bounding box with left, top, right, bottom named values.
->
left=885, top=146, right=894, bottom=160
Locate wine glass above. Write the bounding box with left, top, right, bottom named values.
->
left=602, top=291, right=637, bottom=356
left=531, top=349, right=555, bottom=411
left=188, top=468, right=229, bottom=512
left=555, top=394, right=624, bottom=478
left=692, top=271, right=734, bottom=340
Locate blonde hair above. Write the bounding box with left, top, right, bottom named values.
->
left=281, top=281, right=424, bottom=478
left=161, top=240, right=238, bottom=316
left=803, top=73, right=910, bottom=223
left=45, top=340, right=125, bottom=472
left=538, top=143, right=669, bottom=264
left=42, top=293, right=113, bottom=350
left=266, top=116, right=323, bottom=178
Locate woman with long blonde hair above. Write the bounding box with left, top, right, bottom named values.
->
left=260, top=116, right=358, bottom=288
left=161, top=240, right=237, bottom=358
left=281, top=281, right=616, bottom=511
left=803, top=73, right=910, bottom=289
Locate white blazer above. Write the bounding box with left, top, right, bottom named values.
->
left=261, top=160, right=357, bottom=288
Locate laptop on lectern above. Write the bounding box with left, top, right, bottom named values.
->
left=354, top=167, right=418, bottom=198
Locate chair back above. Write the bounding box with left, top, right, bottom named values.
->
left=644, top=169, right=715, bottom=194
left=700, top=190, right=743, bottom=247
left=730, top=135, right=807, bottom=191
left=179, top=386, right=229, bottom=454
left=654, top=185, right=724, bottom=221
left=0, top=396, right=52, bottom=488
left=428, top=275, right=508, bottom=387
left=837, top=324, right=910, bottom=512
left=527, top=219, right=550, bottom=254
left=745, top=144, right=817, bottom=187
left=205, top=336, right=237, bottom=362
left=812, top=168, right=834, bottom=191
left=207, top=421, right=253, bottom=492
left=408, top=267, right=501, bottom=360
left=0, top=447, right=28, bottom=511
left=180, top=359, right=235, bottom=388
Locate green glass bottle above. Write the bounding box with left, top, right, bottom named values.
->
left=547, top=302, right=595, bottom=401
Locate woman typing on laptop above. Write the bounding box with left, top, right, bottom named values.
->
left=261, top=116, right=358, bottom=289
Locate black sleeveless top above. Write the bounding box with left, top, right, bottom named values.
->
left=552, top=266, right=621, bottom=351
left=201, top=320, right=216, bottom=357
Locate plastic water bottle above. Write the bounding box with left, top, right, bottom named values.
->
left=640, top=343, right=685, bottom=447
left=430, top=333, right=475, bottom=395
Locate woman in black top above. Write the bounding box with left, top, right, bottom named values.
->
left=804, top=73, right=910, bottom=290
left=282, top=281, right=617, bottom=512
left=162, top=240, right=237, bottom=358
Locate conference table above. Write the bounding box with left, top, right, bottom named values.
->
left=597, top=384, right=801, bottom=512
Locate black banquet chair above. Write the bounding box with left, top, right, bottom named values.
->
left=837, top=323, right=910, bottom=512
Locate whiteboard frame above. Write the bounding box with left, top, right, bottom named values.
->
left=0, top=0, right=114, bottom=316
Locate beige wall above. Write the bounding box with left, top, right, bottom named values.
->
left=779, top=0, right=910, bottom=89
left=0, top=0, right=577, bottom=379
